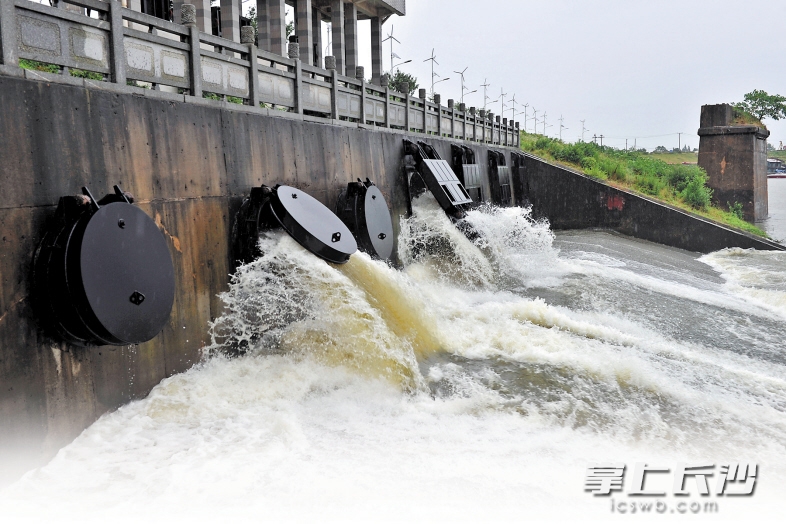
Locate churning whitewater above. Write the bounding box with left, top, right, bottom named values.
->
left=2, top=195, right=785, bottom=522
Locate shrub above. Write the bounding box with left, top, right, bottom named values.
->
left=665, top=164, right=694, bottom=192
left=634, top=173, right=665, bottom=195
left=728, top=201, right=744, bottom=220
left=598, top=156, right=629, bottom=182
left=681, top=173, right=713, bottom=209
left=580, top=157, right=598, bottom=171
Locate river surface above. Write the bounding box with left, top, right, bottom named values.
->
left=1, top=195, right=785, bottom=523
left=758, top=178, right=786, bottom=242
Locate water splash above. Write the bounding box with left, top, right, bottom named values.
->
left=3, top=199, right=786, bottom=522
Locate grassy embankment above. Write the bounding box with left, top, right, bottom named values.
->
left=519, top=132, right=767, bottom=237
left=649, top=152, right=698, bottom=165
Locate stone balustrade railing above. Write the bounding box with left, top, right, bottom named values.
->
left=0, top=0, right=520, bottom=147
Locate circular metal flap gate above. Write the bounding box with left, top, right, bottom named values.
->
left=336, top=179, right=394, bottom=261
left=269, top=185, right=357, bottom=264
left=35, top=186, right=175, bottom=346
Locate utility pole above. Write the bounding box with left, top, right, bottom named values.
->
left=599, top=135, right=604, bottom=147
left=678, top=132, right=681, bottom=151
left=625, top=138, right=628, bottom=152
left=499, top=88, right=507, bottom=120
left=542, top=111, right=547, bottom=135
left=523, top=103, right=529, bottom=131
left=481, top=79, right=491, bottom=111
left=581, top=120, right=589, bottom=142
left=533, top=109, right=539, bottom=134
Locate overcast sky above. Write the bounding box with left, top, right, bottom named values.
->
left=337, top=0, right=786, bottom=151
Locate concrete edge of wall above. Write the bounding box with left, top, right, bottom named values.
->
left=519, top=151, right=786, bottom=253
left=1, top=69, right=521, bottom=151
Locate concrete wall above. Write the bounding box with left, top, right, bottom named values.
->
left=0, top=73, right=508, bottom=486
left=518, top=152, right=785, bottom=253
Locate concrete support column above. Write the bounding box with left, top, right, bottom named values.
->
left=256, top=0, right=270, bottom=51
left=295, top=0, right=313, bottom=66
left=370, top=16, right=382, bottom=85
left=173, top=0, right=185, bottom=26
left=312, top=10, right=322, bottom=68
left=269, top=0, right=286, bottom=56
left=330, top=0, right=345, bottom=75
left=220, top=0, right=240, bottom=42
left=194, top=0, right=212, bottom=33
left=344, top=2, right=357, bottom=76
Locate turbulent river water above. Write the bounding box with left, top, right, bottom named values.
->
left=1, top=194, right=785, bottom=523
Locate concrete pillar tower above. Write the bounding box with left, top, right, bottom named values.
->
left=194, top=0, right=212, bottom=34
left=330, top=0, right=346, bottom=75
left=312, top=10, right=322, bottom=68
left=698, top=104, right=770, bottom=221
left=256, top=0, right=271, bottom=51
left=220, top=0, right=241, bottom=42
left=344, top=2, right=358, bottom=77
left=370, top=16, right=382, bottom=85
left=295, top=0, right=313, bottom=66
left=269, top=0, right=287, bottom=56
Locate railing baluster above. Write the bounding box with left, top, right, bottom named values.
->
left=108, top=0, right=126, bottom=84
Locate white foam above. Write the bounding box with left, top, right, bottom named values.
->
left=3, top=202, right=786, bottom=523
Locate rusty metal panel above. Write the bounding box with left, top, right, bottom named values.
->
left=124, top=36, right=190, bottom=89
